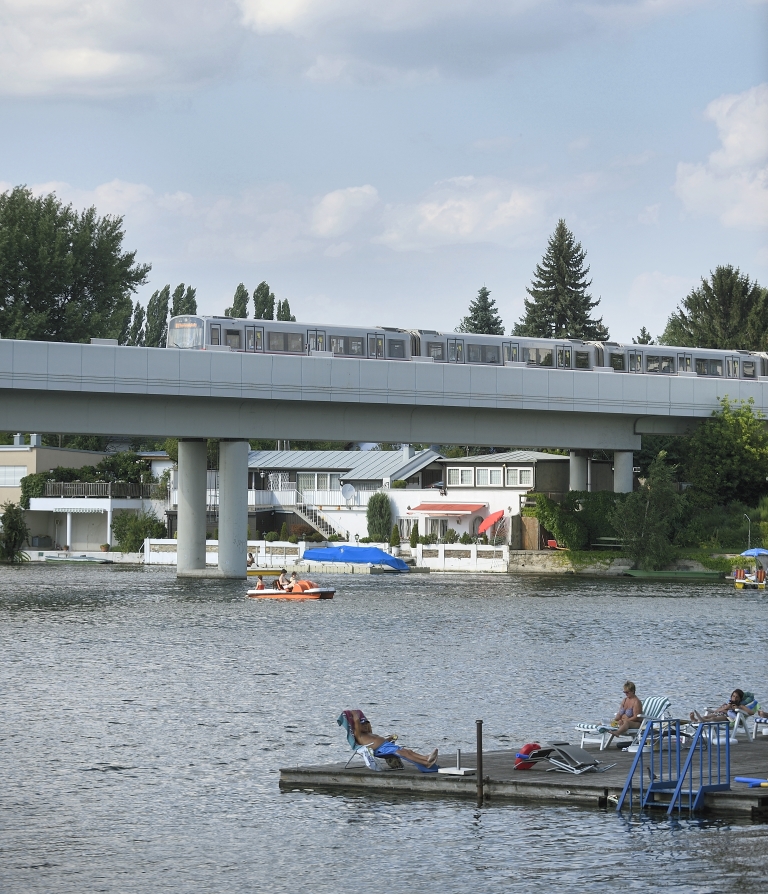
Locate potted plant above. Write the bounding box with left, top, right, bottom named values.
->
left=389, top=524, right=401, bottom=556
left=100, top=543, right=110, bottom=552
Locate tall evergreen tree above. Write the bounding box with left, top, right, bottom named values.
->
left=660, top=265, right=767, bottom=350
left=178, top=285, right=197, bottom=315
left=0, top=185, right=149, bottom=343
left=276, top=298, right=296, bottom=322
left=226, top=283, right=249, bottom=319
left=457, top=286, right=504, bottom=334
left=170, top=283, right=185, bottom=318
left=513, top=219, right=608, bottom=340
left=127, top=301, right=145, bottom=346
left=633, top=327, right=655, bottom=345
left=253, top=281, right=275, bottom=320
left=145, top=285, right=170, bottom=347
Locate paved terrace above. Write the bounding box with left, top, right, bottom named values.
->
left=1, top=339, right=767, bottom=447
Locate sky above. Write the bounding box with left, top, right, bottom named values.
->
left=1, top=0, right=766, bottom=342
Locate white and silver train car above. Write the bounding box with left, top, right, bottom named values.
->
left=167, top=315, right=768, bottom=381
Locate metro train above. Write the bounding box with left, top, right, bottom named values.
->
left=166, top=314, right=768, bottom=381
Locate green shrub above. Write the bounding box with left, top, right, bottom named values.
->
left=419, top=534, right=437, bottom=545
left=359, top=536, right=372, bottom=543
left=309, top=532, right=324, bottom=542
left=366, top=493, right=392, bottom=541
left=389, top=524, right=401, bottom=547
left=443, top=528, right=458, bottom=544
left=391, top=479, right=407, bottom=489
left=265, top=531, right=279, bottom=542
left=279, top=522, right=289, bottom=541
left=0, top=502, right=30, bottom=562
left=288, top=534, right=299, bottom=544
left=253, top=530, right=261, bottom=541
left=409, top=521, right=419, bottom=549
left=111, top=510, right=166, bottom=553
left=459, top=532, right=473, bottom=545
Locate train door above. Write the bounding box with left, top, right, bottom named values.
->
left=557, top=345, right=572, bottom=368
left=726, top=356, right=740, bottom=378
left=503, top=342, right=518, bottom=362
left=448, top=338, right=464, bottom=363
left=307, top=329, right=326, bottom=352
left=367, top=332, right=384, bottom=358
left=209, top=323, right=221, bottom=346
left=628, top=350, right=643, bottom=373
left=678, top=353, right=692, bottom=373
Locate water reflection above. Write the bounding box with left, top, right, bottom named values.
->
left=1, top=566, right=765, bottom=892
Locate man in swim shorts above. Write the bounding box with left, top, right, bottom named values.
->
left=351, top=711, right=438, bottom=768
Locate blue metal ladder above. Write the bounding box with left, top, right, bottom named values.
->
left=616, top=719, right=731, bottom=815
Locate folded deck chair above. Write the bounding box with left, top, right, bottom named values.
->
left=336, top=711, right=437, bottom=773
left=546, top=743, right=616, bottom=775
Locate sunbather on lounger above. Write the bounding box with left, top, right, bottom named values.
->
left=603, top=681, right=643, bottom=740
left=351, top=711, right=438, bottom=768
left=690, top=688, right=755, bottom=723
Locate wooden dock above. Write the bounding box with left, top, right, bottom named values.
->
left=280, top=736, right=768, bottom=819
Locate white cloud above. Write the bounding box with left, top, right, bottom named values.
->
left=310, top=185, right=379, bottom=237
left=375, top=175, right=547, bottom=251
left=0, top=0, right=242, bottom=96
left=675, top=83, right=768, bottom=230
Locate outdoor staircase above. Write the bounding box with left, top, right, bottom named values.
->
left=295, top=499, right=347, bottom=541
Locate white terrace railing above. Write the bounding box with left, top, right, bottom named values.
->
left=168, top=487, right=378, bottom=511
left=44, top=481, right=165, bottom=499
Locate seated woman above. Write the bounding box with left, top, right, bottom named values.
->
left=350, top=711, right=438, bottom=768
left=603, top=681, right=643, bottom=741
left=690, top=688, right=755, bottom=723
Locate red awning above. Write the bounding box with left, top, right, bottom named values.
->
left=478, top=510, right=505, bottom=534
left=407, top=503, right=486, bottom=517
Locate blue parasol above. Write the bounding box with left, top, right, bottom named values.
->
left=740, top=548, right=768, bottom=557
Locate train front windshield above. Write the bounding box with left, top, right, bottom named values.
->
left=168, top=316, right=204, bottom=349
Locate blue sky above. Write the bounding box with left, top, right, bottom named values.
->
left=1, top=0, right=766, bottom=341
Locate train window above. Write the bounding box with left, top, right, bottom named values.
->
left=610, top=352, right=625, bottom=371
left=225, top=330, right=241, bottom=350
left=467, top=344, right=499, bottom=363
left=467, top=344, right=481, bottom=362
left=696, top=358, right=723, bottom=376
left=743, top=361, right=756, bottom=378
left=210, top=325, right=221, bottom=346
left=575, top=351, right=591, bottom=369
left=503, top=343, right=518, bottom=362
left=388, top=339, right=406, bottom=358
left=167, top=317, right=204, bottom=349
left=268, top=331, right=304, bottom=352
left=557, top=348, right=571, bottom=369
left=427, top=342, right=445, bottom=361
left=646, top=356, right=674, bottom=374
left=522, top=347, right=553, bottom=366
left=368, top=336, right=384, bottom=358
left=484, top=345, right=500, bottom=364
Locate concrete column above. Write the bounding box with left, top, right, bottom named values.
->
left=177, top=439, right=207, bottom=575
left=613, top=451, right=634, bottom=493
left=66, top=512, right=72, bottom=550
left=569, top=451, right=588, bottom=491
left=218, top=440, right=249, bottom=579
left=106, top=505, right=113, bottom=547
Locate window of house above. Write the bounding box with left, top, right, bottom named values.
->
left=575, top=351, right=591, bottom=369
left=316, top=473, right=329, bottom=490
left=506, top=467, right=518, bottom=486
left=329, top=473, right=342, bottom=490
left=489, top=468, right=502, bottom=486
left=476, top=468, right=488, bottom=486
left=474, top=468, right=502, bottom=487
left=0, top=466, right=26, bottom=487
left=519, top=468, right=533, bottom=486
left=387, top=339, right=406, bottom=358
left=427, top=342, right=445, bottom=360
left=447, top=468, right=473, bottom=486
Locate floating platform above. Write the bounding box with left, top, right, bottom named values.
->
left=280, top=736, right=768, bottom=819
left=623, top=569, right=723, bottom=580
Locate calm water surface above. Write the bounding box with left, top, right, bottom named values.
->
left=2, top=566, right=767, bottom=893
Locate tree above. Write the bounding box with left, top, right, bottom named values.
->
left=409, top=520, right=419, bottom=549
left=111, top=509, right=166, bottom=553
left=145, top=285, right=170, bottom=347
left=389, top=524, right=401, bottom=547
left=227, top=283, right=249, bottom=319
left=127, top=301, right=145, bottom=346
left=253, top=281, right=275, bottom=320
left=457, top=286, right=504, bottom=334
left=660, top=266, right=767, bottom=350
left=0, top=186, right=150, bottom=343
left=0, top=502, right=30, bottom=562
left=513, top=219, right=608, bottom=340
left=684, top=397, right=768, bottom=506
left=610, top=452, right=681, bottom=570
left=366, top=493, right=392, bottom=542
left=171, top=283, right=198, bottom=317
left=276, top=298, right=296, bottom=322
left=633, top=327, right=655, bottom=345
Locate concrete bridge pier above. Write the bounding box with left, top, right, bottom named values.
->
left=217, top=440, right=249, bottom=579
left=177, top=439, right=208, bottom=577
left=613, top=451, right=634, bottom=493
left=569, top=451, right=588, bottom=491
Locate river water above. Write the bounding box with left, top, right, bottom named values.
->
left=2, top=565, right=767, bottom=893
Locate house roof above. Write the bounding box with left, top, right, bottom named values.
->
left=247, top=449, right=443, bottom=482
left=439, top=450, right=568, bottom=465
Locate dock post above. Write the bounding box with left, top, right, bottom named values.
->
left=476, top=720, right=484, bottom=807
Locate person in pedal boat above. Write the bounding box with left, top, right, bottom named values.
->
left=351, top=711, right=438, bottom=768
left=254, top=575, right=265, bottom=591
left=276, top=569, right=290, bottom=590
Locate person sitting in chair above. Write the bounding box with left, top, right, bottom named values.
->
left=276, top=569, right=290, bottom=590
left=690, top=688, right=755, bottom=723
left=603, top=681, right=643, bottom=742
left=254, top=575, right=265, bottom=591
left=350, top=711, right=438, bottom=768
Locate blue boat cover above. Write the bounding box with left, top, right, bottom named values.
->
left=302, top=545, right=409, bottom=572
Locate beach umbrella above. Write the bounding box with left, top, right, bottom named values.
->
left=740, top=548, right=768, bottom=557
